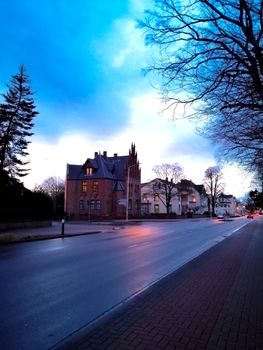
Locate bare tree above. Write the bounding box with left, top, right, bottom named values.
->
left=35, top=176, right=64, bottom=197
left=203, top=166, right=224, bottom=216
left=140, top=0, right=263, bottom=173
left=152, top=163, right=184, bottom=213
left=34, top=176, right=65, bottom=218
left=201, top=103, right=263, bottom=172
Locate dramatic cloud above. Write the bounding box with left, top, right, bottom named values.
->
left=24, top=92, right=213, bottom=188
left=0, top=1, right=251, bottom=197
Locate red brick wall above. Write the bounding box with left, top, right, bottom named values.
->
left=65, top=178, right=129, bottom=219
left=65, top=144, right=141, bottom=220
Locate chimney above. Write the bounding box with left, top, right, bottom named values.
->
left=103, top=151, right=107, bottom=157
left=114, top=153, right=118, bottom=158
left=94, top=152, right=98, bottom=157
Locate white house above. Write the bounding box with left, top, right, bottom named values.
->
left=141, top=178, right=208, bottom=216
left=177, top=180, right=208, bottom=215
left=141, top=179, right=180, bottom=215
left=215, top=194, right=237, bottom=217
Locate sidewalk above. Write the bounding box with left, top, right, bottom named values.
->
left=0, top=221, right=116, bottom=244
left=55, top=219, right=263, bottom=350
left=0, top=218, right=206, bottom=244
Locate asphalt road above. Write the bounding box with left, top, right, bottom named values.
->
left=0, top=217, right=252, bottom=350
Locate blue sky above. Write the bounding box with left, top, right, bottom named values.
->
left=0, top=0, right=251, bottom=196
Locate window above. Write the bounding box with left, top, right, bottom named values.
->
left=90, top=200, right=95, bottom=209
left=141, top=203, right=150, bottom=215
left=96, top=200, right=101, bottom=210
left=92, top=181, right=99, bottom=192
left=154, top=204, right=159, bottom=214
left=143, top=194, right=148, bottom=202
left=154, top=193, right=159, bottom=201
left=86, top=167, right=93, bottom=175
left=79, top=200, right=84, bottom=210
left=153, top=182, right=161, bottom=191
left=82, top=181, right=87, bottom=192
left=191, top=196, right=196, bottom=203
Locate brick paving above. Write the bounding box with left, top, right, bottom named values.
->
left=57, top=219, right=263, bottom=350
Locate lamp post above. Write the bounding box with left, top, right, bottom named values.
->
left=126, top=163, right=138, bottom=221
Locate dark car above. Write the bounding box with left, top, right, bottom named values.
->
left=247, top=214, right=254, bottom=219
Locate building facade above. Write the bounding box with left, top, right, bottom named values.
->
left=141, top=179, right=208, bottom=216
left=65, top=144, right=141, bottom=220
left=141, top=178, right=180, bottom=215
left=215, top=194, right=237, bottom=217
left=176, top=179, right=208, bottom=215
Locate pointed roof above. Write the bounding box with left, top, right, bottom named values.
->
left=66, top=152, right=129, bottom=181
left=113, top=180, right=126, bottom=191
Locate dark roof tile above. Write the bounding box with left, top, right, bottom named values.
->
left=67, top=154, right=129, bottom=181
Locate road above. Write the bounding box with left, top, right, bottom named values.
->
left=0, top=217, right=253, bottom=349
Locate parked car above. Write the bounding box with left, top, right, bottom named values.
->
left=247, top=214, right=254, bottom=219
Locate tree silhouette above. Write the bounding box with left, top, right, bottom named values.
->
left=140, top=0, right=263, bottom=173
left=203, top=166, right=224, bottom=216
left=34, top=176, right=65, bottom=218
left=0, top=66, right=38, bottom=179
left=152, top=163, right=184, bottom=214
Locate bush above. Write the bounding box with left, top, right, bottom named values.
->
left=0, top=174, right=53, bottom=222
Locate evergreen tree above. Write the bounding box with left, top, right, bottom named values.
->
left=0, top=66, right=38, bottom=179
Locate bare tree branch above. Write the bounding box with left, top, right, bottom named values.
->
left=152, top=163, right=184, bottom=213
left=140, top=0, right=263, bottom=175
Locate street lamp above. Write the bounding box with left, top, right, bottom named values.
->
left=126, top=163, right=138, bottom=221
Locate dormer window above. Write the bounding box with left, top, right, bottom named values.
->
left=86, top=167, right=93, bottom=175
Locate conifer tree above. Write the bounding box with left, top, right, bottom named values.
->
left=0, top=66, right=38, bottom=179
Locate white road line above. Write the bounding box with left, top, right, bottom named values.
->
left=128, top=241, right=151, bottom=249
left=231, top=222, right=250, bottom=234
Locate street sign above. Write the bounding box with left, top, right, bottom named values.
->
left=118, top=198, right=127, bottom=207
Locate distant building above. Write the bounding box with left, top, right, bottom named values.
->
left=176, top=179, right=208, bottom=215
left=141, top=178, right=208, bottom=215
left=141, top=178, right=180, bottom=215
left=215, top=194, right=237, bottom=217
left=65, top=144, right=141, bottom=220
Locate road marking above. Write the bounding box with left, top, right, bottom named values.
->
left=231, top=222, right=250, bottom=234
left=128, top=244, right=138, bottom=249
left=128, top=241, right=151, bottom=249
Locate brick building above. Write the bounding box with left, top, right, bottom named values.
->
left=65, top=144, right=141, bottom=220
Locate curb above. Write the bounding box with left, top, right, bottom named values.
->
left=0, top=230, right=102, bottom=245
